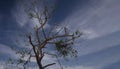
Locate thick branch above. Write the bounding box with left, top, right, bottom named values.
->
left=28, top=35, right=41, bottom=67
left=43, top=63, right=56, bottom=68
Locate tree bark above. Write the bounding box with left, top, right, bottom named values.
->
left=39, top=63, right=43, bottom=69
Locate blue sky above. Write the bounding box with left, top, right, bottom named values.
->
left=0, top=0, right=120, bottom=69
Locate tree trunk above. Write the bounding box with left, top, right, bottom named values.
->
left=39, top=62, right=43, bottom=69
left=35, top=54, right=44, bottom=69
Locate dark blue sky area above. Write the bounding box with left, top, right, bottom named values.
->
left=0, top=0, right=16, bottom=13
left=0, top=0, right=22, bottom=46
left=0, top=0, right=18, bottom=29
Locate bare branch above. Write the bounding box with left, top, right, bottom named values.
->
left=28, top=35, right=37, bottom=55
left=54, top=26, right=64, bottom=36
left=44, top=52, right=63, bottom=69
left=35, top=27, right=41, bottom=45
left=35, top=8, right=47, bottom=39
left=28, top=34, right=41, bottom=66
left=41, top=34, right=73, bottom=48
left=43, top=63, right=56, bottom=68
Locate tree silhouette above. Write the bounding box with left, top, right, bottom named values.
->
left=8, top=0, right=82, bottom=69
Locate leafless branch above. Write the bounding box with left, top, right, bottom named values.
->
left=43, top=63, right=56, bottom=68
left=28, top=35, right=37, bottom=55
left=44, top=52, right=63, bottom=69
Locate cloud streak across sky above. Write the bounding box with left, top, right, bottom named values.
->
left=0, top=0, right=120, bottom=69
left=63, top=0, right=120, bottom=39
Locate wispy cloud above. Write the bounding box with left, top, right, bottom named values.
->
left=61, top=0, right=120, bottom=39
left=77, top=31, right=120, bottom=56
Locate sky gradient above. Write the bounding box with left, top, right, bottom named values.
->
left=0, top=0, right=120, bottom=69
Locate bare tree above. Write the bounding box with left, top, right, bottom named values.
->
left=8, top=0, right=82, bottom=69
